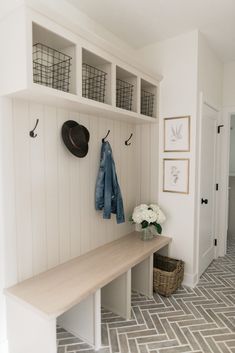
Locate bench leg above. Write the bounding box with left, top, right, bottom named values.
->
left=132, top=244, right=170, bottom=298
left=101, top=270, right=131, bottom=320
left=6, top=296, right=56, bottom=353
left=57, top=289, right=101, bottom=351
left=132, top=255, right=153, bottom=297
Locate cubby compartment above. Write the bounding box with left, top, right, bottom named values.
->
left=32, top=23, right=76, bottom=94
left=82, top=49, right=111, bottom=105
left=141, top=79, right=157, bottom=118
left=116, top=66, right=137, bottom=112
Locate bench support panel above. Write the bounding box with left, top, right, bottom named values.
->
left=6, top=296, right=57, bottom=353
left=57, top=289, right=101, bottom=350
left=101, top=270, right=131, bottom=320
left=132, top=255, right=153, bottom=297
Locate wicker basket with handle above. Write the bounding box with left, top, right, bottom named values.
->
left=153, top=254, right=184, bottom=297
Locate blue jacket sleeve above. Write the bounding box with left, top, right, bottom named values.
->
left=103, top=151, right=112, bottom=219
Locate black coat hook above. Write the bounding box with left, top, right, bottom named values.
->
left=29, top=119, right=39, bottom=138
left=125, top=133, right=133, bottom=146
left=102, top=129, right=110, bottom=143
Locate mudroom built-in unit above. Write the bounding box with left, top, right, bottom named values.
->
left=0, top=3, right=162, bottom=353
left=0, top=7, right=160, bottom=122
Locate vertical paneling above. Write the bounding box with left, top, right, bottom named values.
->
left=136, top=122, right=159, bottom=205
left=88, top=115, right=102, bottom=250
left=57, top=109, right=71, bottom=263
left=44, top=106, right=59, bottom=268
left=30, top=103, right=47, bottom=275
left=150, top=123, right=159, bottom=203
left=0, top=98, right=18, bottom=286
left=13, top=99, right=33, bottom=281
left=78, top=114, right=91, bottom=255
left=68, top=111, right=81, bottom=259
left=4, top=98, right=158, bottom=284
left=126, top=124, right=136, bottom=233
left=135, top=125, right=142, bottom=205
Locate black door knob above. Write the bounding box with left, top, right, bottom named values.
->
left=201, top=198, right=208, bottom=204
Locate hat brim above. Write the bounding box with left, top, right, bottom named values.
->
left=62, top=120, right=89, bottom=158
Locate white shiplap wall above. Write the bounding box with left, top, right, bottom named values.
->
left=1, top=98, right=158, bottom=286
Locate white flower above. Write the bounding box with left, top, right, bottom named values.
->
left=132, top=210, right=143, bottom=224
left=142, top=209, right=157, bottom=223
left=149, top=204, right=159, bottom=213
left=135, top=204, right=148, bottom=212
left=156, top=208, right=166, bottom=224
left=131, top=203, right=166, bottom=226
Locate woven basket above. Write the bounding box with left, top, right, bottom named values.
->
left=153, top=254, right=184, bottom=297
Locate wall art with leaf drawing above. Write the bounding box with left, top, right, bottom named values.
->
left=163, top=159, right=189, bottom=194
left=164, top=116, right=190, bottom=152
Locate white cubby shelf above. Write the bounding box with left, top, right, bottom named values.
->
left=0, top=6, right=161, bottom=124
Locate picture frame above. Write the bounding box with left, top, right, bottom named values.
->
left=163, top=158, right=190, bottom=194
left=164, top=116, right=190, bottom=152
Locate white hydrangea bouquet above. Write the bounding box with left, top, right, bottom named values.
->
left=131, top=204, right=166, bottom=240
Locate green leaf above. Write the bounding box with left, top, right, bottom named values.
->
left=141, top=220, right=149, bottom=229
left=155, top=223, right=162, bottom=234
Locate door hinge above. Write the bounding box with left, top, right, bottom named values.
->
left=217, top=125, right=224, bottom=134
left=216, top=183, right=219, bottom=191
left=214, top=239, right=217, bottom=246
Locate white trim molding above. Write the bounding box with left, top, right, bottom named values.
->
left=182, top=272, right=198, bottom=288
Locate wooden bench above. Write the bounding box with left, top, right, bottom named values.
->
left=5, top=231, right=171, bottom=353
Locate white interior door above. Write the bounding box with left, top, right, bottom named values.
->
left=198, top=103, right=217, bottom=277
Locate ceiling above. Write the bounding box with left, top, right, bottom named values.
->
left=66, top=0, right=235, bottom=62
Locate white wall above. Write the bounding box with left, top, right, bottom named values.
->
left=198, top=33, right=223, bottom=109
left=0, top=98, right=12, bottom=353
left=229, top=116, right=235, bottom=174
left=137, top=31, right=199, bottom=286
left=223, top=61, right=235, bottom=107
left=136, top=31, right=223, bottom=286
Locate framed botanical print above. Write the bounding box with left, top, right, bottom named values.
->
left=164, top=116, right=190, bottom=152
left=163, top=159, right=190, bottom=194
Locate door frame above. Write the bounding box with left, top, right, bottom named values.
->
left=196, top=93, right=220, bottom=279
left=219, top=106, right=235, bottom=257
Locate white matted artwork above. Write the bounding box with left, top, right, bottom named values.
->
left=164, top=116, right=190, bottom=152
left=163, top=159, right=189, bottom=194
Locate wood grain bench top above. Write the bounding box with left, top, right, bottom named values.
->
left=6, top=232, right=171, bottom=319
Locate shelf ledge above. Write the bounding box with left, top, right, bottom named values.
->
left=8, top=84, right=157, bottom=124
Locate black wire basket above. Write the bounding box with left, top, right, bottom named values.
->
left=141, top=90, right=155, bottom=117
left=116, top=79, right=134, bottom=111
left=82, top=63, right=107, bottom=103
left=33, top=43, right=72, bottom=92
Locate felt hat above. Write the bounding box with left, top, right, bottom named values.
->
left=62, top=120, right=90, bottom=158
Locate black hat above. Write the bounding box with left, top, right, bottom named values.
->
left=62, top=120, right=90, bottom=158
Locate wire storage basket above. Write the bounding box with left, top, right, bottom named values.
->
left=82, top=63, right=107, bottom=103
left=33, top=43, right=72, bottom=92
left=141, top=90, right=155, bottom=117
left=153, top=254, right=184, bottom=297
left=116, top=79, right=134, bottom=111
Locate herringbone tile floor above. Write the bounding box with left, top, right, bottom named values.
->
left=57, top=239, right=235, bottom=353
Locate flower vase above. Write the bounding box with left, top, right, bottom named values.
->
left=141, top=226, right=156, bottom=241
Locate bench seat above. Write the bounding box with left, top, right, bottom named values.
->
left=5, top=231, right=171, bottom=353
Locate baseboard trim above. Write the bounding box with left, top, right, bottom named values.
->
left=182, top=272, right=198, bottom=288
left=0, top=339, right=8, bottom=353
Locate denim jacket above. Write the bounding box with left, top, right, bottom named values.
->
left=95, top=141, right=125, bottom=224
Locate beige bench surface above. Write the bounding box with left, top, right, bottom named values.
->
left=6, top=232, right=171, bottom=318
